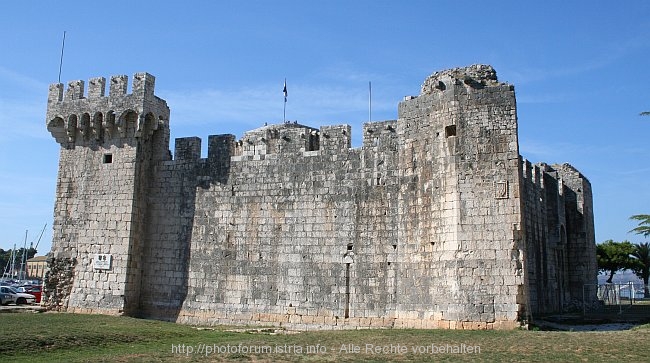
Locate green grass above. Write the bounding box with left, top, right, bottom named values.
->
left=2, top=312, right=650, bottom=362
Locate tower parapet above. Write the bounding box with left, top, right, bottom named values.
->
left=46, top=72, right=170, bottom=148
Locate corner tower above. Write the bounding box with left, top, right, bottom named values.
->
left=395, top=65, right=526, bottom=328
left=45, top=73, right=170, bottom=315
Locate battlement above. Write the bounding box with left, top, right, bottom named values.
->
left=46, top=73, right=169, bottom=147
left=520, top=158, right=594, bottom=230
left=48, top=72, right=156, bottom=103
left=521, top=158, right=544, bottom=186
left=172, top=120, right=395, bottom=164
left=362, top=120, right=397, bottom=148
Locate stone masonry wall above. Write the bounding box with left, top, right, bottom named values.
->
left=46, top=65, right=597, bottom=330
left=45, top=73, right=169, bottom=315
left=553, top=164, right=597, bottom=305
left=521, top=161, right=597, bottom=314
left=157, top=121, right=402, bottom=329
left=395, top=65, right=525, bottom=329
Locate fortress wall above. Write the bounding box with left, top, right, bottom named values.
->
left=395, top=68, right=525, bottom=329
left=169, top=122, right=402, bottom=328
left=137, top=140, right=199, bottom=319
left=522, top=161, right=544, bottom=313
left=553, top=164, right=597, bottom=299
left=539, top=166, right=568, bottom=312
left=522, top=162, right=562, bottom=314
left=522, top=161, right=597, bottom=314
left=355, top=120, right=400, bottom=320
left=395, top=92, right=459, bottom=325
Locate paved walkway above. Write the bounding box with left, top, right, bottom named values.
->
left=0, top=304, right=46, bottom=312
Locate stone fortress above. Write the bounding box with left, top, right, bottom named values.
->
left=44, top=65, right=597, bottom=330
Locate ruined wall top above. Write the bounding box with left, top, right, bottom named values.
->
left=420, top=64, right=504, bottom=95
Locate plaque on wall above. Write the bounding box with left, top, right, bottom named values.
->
left=93, top=254, right=112, bottom=270
left=495, top=180, right=508, bottom=199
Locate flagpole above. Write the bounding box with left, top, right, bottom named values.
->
left=283, top=78, right=287, bottom=123
left=369, top=81, right=372, bottom=122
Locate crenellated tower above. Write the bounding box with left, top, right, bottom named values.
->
left=45, top=73, right=170, bottom=315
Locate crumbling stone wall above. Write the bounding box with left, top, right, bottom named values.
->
left=43, top=255, right=76, bottom=310
left=46, top=65, right=596, bottom=329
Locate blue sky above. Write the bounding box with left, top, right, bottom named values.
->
left=1, top=1, right=649, bottom=254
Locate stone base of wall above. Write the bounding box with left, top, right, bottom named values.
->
left=51, top=306, right=522, bottom=330
left=67, top=307, right=126, bottom=316
left=170, top=310, right=521, bottom=331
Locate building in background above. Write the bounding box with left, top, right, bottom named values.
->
left=27, top=256, right=48, bottom=280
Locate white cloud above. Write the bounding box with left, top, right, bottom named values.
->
left=0, top=65, right=48, bottom=93
left=0, top=99, right=48, bottom=141
left=0, top=66, right=50, bottom=142
left=503, top=33, right=650, bottom=86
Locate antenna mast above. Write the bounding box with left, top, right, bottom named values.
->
left=19, top=230, right=28, bottom=280
left=58, top=31, right=66, bottom=83
left=10, top=243, right=16, bottom=279
left=33, top=223, right=47, bottom=250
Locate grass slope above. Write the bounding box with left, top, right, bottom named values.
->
left=1, top=312, right=649, bottom=362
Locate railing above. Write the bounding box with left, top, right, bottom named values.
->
left=583, top=283, right=650, bottom=316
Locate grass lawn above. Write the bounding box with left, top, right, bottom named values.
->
left=1, top=312, right=649, bottom=362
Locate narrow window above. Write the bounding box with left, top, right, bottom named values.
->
left=308, top=133, right=320, bottom=151
left=345, top=263, right=351, bottom=318
left=445, top=125, right=457, bottom=137
left=103, top=154, right=113, bottom=164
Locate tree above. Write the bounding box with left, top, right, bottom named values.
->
left=630, top=214, right=650, bottom=238
left=630, top=243, right=650, bottom=298
left=629, top=214, right=650, bottom=297
left=0, top=247, right=37, bottom=278
left=596, top=240, right=636, bottom=283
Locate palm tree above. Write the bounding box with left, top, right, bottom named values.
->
left=629, top=215, right=650, bottom=297
left=631, top=243, right=650, bottom=298
left=630, top=214, right=650, bottom=238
